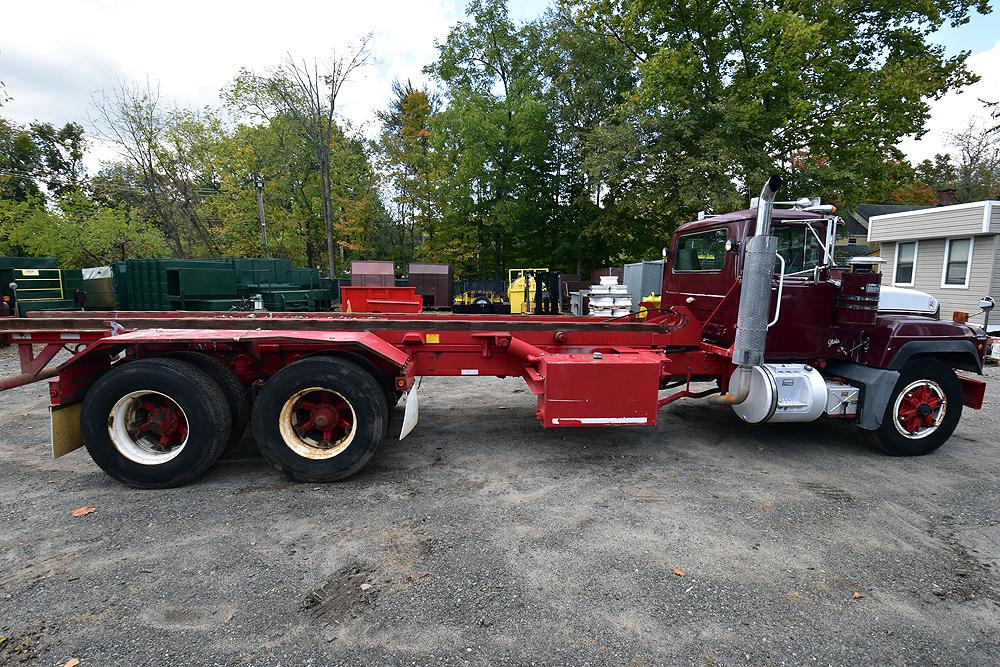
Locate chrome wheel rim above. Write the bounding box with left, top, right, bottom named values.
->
left=278, top=387, right=357, bottom=459
left=893, top=380, right=947, bottom=439
left=108, top=390, right=189, bottom=465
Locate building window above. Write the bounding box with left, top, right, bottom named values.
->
left=942, top=237, right=973, bottom=289
left=893, top=241, right=917, bottom=286
left=673, top=229, right=728, bottom=272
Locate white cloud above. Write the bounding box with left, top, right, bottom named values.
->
left=899, top=39, right=1000, bottom=163
left=0, top=0, right=465, bottom=170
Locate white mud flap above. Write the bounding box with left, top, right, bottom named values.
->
left=51, top=403, right=83, bottom=458
left=399, top=379, right=421, bottom=440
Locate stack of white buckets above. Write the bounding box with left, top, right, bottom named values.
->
left=588, top=274, right=632, bottom=317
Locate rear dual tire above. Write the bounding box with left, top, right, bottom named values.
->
left=168, top=352, right=250, bottom=451
left=81, top=358, right=233, bottom=489
left=251, top=357, right=388, bottom=482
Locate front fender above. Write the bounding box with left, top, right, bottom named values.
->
left=888, top=340, right=983, bottom=373
left=823, top=361, right=899, bottom=430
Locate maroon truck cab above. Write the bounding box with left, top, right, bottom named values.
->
left=662, top=206, right=989, bottom=435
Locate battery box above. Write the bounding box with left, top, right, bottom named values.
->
left=534, top=351, right=661, bottom=427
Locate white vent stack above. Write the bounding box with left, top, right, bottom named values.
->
left=588, top=275, right=632, bottom=317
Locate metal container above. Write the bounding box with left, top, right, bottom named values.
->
left=454, top=279, right=508, bottom=295
left=1, top=263, right=84, bottom=316
left=569, top=289, right=590, bottom=317
left=623, top=261, right=665, bottom=313
left=110, top=258, right=333, bottom=312
left=350, top=260, right=395, bottom=287
left=408, top=262, right=452, bottom=308
left=340, top=286, right=422, bottom=313
left=82, top=276, right=117, bottom=310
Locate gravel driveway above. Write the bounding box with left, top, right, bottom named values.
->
left=1, top=346, right=998, bottom=666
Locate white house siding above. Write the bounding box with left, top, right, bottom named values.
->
left=881, top=241, right=897, bottom=279
left=868, top=204, right=987, bottom=242
left=993, top=203, right=1000, bottom=233
left=880, top=236, right=996, bottom=319
left=991, top=234, right=1000, bottom=302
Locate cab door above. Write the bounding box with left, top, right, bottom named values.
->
left=765, top=222, right=838, bottom=359
left=662, top=225, right=737, bottom=325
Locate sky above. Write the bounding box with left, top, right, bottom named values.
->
left=1, top=0, right=998, bottom=170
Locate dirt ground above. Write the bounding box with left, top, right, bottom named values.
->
left=1, top=346, right=998, bottom=667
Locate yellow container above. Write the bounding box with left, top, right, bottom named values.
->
left=507, top=268, right=549, bottom=314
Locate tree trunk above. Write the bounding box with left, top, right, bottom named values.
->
left=318, top=147, right=337, bottom=280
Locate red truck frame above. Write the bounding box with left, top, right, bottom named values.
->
left=0, top=178, right=990, bottom=488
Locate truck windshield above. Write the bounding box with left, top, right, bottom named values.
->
left=773, top=225, right=823, bottom=275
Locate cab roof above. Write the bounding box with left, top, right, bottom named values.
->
left=676, top=208, right=826, bottom=235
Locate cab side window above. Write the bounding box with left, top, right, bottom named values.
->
left=674, top=229, right=728, bottom=272
left=773, top=225, right=822, bottom=274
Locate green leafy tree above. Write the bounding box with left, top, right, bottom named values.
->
left=5, top=189, right=169, bottom=266
left=426, top=0, right=563, bottom=277
left=535, top=7, right=639, bottom=270
left=0, top=119, right=85, bottom=202
left=574, top=0, right=989, bottom=224
left=376, top=79, right=439, bottom=267
left=228, top=41, right=373, bottom=279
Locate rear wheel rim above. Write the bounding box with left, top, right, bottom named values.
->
left=108, top=390, right=189, bottom=465
left=893, top=380, right=947, bottom=439
left=278, top=387, right=357, bottom=459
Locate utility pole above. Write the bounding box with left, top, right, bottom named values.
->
left=255, top=177, right=269, bottom=258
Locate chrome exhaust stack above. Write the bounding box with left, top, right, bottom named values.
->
left=712, top=175, right=782, bottom=406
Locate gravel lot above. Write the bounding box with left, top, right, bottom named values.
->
left=1, top=345, right=998, bottom=666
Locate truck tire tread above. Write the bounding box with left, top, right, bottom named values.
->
left=251, top=356, right=388, bottom=482
left=81, top=357, right=232, bottom=488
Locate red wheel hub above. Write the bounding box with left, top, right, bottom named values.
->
left=294, top=390, right=353, bottom=445
left=132, top=395, right=188, bottom=449
left=896, top=384, right=943, bottom=435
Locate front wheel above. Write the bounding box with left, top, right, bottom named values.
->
left=865, top=359, right=963, bottom=456
left=252, top=357, right=388, bottom=482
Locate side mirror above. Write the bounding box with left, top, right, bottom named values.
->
left=982, top=296, right=996, bottom=333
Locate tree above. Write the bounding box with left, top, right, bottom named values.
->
left=0, top=119, right=86, bottom=203
left=915, top=154, right=959, bottom=192
left=426, top=0, right=563, bottom=277
left=376, top=79, right=439, bottom=266
left=573, top=0, right=989, bottom=217
left=894, top=121, right=1000, bottom=205
left=535, top=7, right=640, bottom=269
left=198, top=112, right=325, bottom=265
left=30, top=122, right=86, bottom=197
left=249, top=39, right=373, bottom=279
left=91, top=80, right=222, bottom=257
left=4, top=189, right=169, bottom=266
left=949, top=121, right=1000, bottom=201
left=223, top=68, right=386, bottom=272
